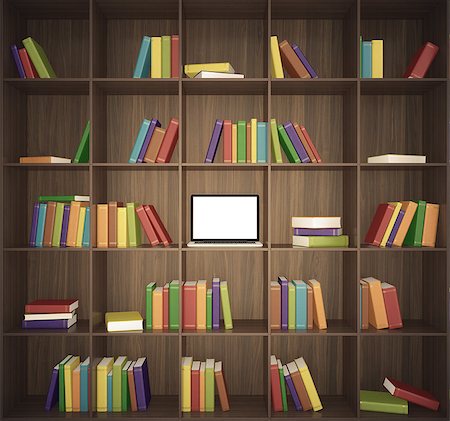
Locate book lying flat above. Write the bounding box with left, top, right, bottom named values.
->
left=184, top=62, right=235, bottom=78
left=360, top=390, right=408, bottom=414
left=38, top=195, right=89, bottom=202
left=24, top=311, right=75, bottom=321
left=292, top=216, right=341, bottom=229
left=293, top=228, right=342, bottom=236
left=367, top=154, right=426, bottom=163
left=25, top=299, right=79, bottom=313
left=20, top=156, right=71, bottom=164
left=105, top=311, right=143, bottom=332
left=22, top=313, right=77, bottom=329
left=293, top=235, right=349, bottom=248
left=194, top=71, right=244, bottom=78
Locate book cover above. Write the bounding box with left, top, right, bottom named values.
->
left=295, top=357, right=322, bottom=411
left=220, top=280, right=233, bottom=329
left=107, top=370, right=112, bottom=412
left=237, top=120, right=247, bottom=163
left=122, top=361, right=131, bottom=411
left=403, top=200, right=426, bottom=247
left=386, top=210, right=405, bottom=248
left=196, top=280, right=207, bottom=329
left=381, top=282, right=403, bottom=329
left=278, top=359, right=288, bottom=411
left=194, top=71, right=244, bottom=78
left=129, top=119, right=150, bottom=163
left=206, top=288, right=212, bottom=330
left=24, top=311, right=75, bottom=321
left=82, top=207, right=90, bottom=247
left=144, top=205, right=172, bottom=246
left=45, top=364, right=59, bottom=411
left=403, top=42, right=439, bottom=78
left=292, top=280, right=307, bottom=329
left=134, top=357, right=151, bottom=411
left=22, top=37, right=56, bottom=77
left=380, top=202, right=402, bottom=247
left=287, top=361, right=312, bottom=411
left=270, top=355, right=283, bottom=412
left=422, top=203, right=439, bottom=247
left=360, top=390, right=408, bottom=414
left=214, top=362, right=230, bottom=411
left=363, top=277, right=389, bottom=329
left=133, top=36, right=151, bottom=78
left=144, top=127, right=166, bottom=163
left=292, top=216, right=341, bottom=229
left=151, top=37, right=162, bottom=78
left=232, top=123, right=237, bottom=163
left=64, top=356, right=80, bottom=412
left=250, top=118, right=257, bottom=163
left=393, top=201, right=418, bottom=247
left=36, top=203, right=47, bottom=247
left=152, top=287, right=163, bottom=329
left=307, top=284, right=313, bottom=328
left=279, top=40, right=310, bottom=78
left=212, top=278, right=220, bottom=329
left=246, top=122, right=252, bottom=163
left=29, top=202, right=40, bottom=247
left=38, top=195, right=89, bottom=202
left=288, top=282, right=295, bottom=330
left=183, top=281, right=196, bottom=329
left=293, top=123, right=316, bottom=163
left=181, top=357, right=193, bottom=412
left=306, top=279, right=327, bottom=329
left=66, top=201, right=82, bottom=247
left=19, top=47, right=37, bottom=78
left=171, top=35, right=179, bottom=78
left=75, top=206, right=86, bottom=248
left=25, top=299, right=78, bottom=313
left=60, top=204, right=70, bottom=247
left=96, top=204, right=108, bottom=248
left=161, top=35, right=171, bottom=78
left=199, top=362, right=206, bottom=412
left=294, top=228, right=342, bottom=236
left=293, top=235, right=349, bottom=248
left=364, top=203, right=395, bottom=246
left=270, top=281, right=281, bottom=329
left=43, top=201, right=56, bottom=247
left=74, top=121, right=90, bottom=163
left=117, top=206, right=128, bottom=248
left=368, top=154, right=426, bottom=163
left=291, top=43, right=317, bottom=78
left=205, top=119, right=224, bottom=163
left=136, top=205, right=159, bottom=246
left=283, top=365, right=302, bottom=411
left=257, top=121, right=267, bottom=163
left=169, top=280, right=180, bottom=329
left=283, top=121, right=310, bottom=163
left=22, top=314, right=77, bottom=329
left=156, top=117, right=179, bottom=163
left=184, top=62, right=235, bottom=78
left=299, top=125, right=322, bottom=163
left=90, top=358, right=102, bottom=413
left=145, top=282, right=156, bottom=329
left=277, top=124, right=300, bottom=163
left=163, top=283, right=169, bottom=329
left=205, top=359, right=215, bottom=412
left=223, top=120, right=232, bottom=163
left=270, top=119, right=283, bottom=163
left=191, top=361, right=200, bottom=412
left=372, top=40, right=383, bottom=78
left=58, top=355, right=73, bottom=411
left=270, top=36, right=284, bottom=78
left=278, top=276, right=288, bottom=329
left=127, top=362, right=137, bottom=411
left=360, top=280, right=369, bottom=329
left=11, top=44, right=26, bottom=78
left=20, top=156, right=71, bottom=164
left=105, top=311, right=143, bottom=332
left=113, top=356, right=127, bottom=412
left=73, top=364, right=81, bottom=412
left=80, top=357, right=90, bottom=412
left=126, top=203, right=142, bottom=247
left=138, top=118, right=161, bottom=163
left=362, top=41, right=372, bottom=78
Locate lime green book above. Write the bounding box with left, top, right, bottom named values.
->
left=288, top=282, right=295, bottom=329
left=219, top=280, right=233, bottom=329
left=277, top=125, right=300, bottom=163
left=58, top=355, right=72, bottom=412
left=206, top=288, right=212, bottom=330
left=169, top=280, right=180, bottom=329
left=126, top=203, right=141, bottom=247
left=293, top=235, right=349, bottom=248
left=74, top=121, right=90, bottom=163
left=22, top=37, right=56, bottom=78
left=113, top=356, right=127, bottom=412
left=403, top=200, right=426, bottom=247
left=145, top=282, right=156, bottom=329
left=205, top=359, right=215, bottom=411
left=161, top=35, right=171, bottom=78
left=360, top=390, right=408, bottom=414
left=52, top=202, right=65, bottom=247
left=270, top=119, right=283, bottom=163
left=184, top=62, right=234, bottom=78
left=121, top=361, right=131, bottom=411
left=278, top=359, right=288, bottom=411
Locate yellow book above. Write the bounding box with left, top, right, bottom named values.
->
left=151, top=37, right=162, bottom=78
left=105, top=311, right=143, bottom=332
left=232, top=123, right=237, bottom=163
left=97, top=357, right=114, bottom=412
left=306, top=279, right=327, bottom=329
left=362, top=277, right=388, bottom=329
left=152, top=287, right=163, bottom=329
left=181, top=356, right=193, bottom=412
left=75, top=207, right=86, bottom=248
left=196, top=280, right=207, bottom=329
left=295, top=357, right=323, bottom=411
left=270, top=36, right=284, bottom=78
left=64, top=356, right=80, bottom=412
left=117, top=207, right=128, bottom=248
left=97, top=204, right=108, bottom=248
left=372, top=40, right=383, bottom=78
left=184, top=62, right=235, bottom=78
left=66, top=201, right=80, bottom=247
left=199, top=361, right=206, bottom=412
left=380, top=202, right=401, bottom=247
left=251, top=118, right=257, bottom=163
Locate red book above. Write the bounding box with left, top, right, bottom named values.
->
left=156, top=118, right=179, bottom=163
left=182, top=281, right=196, bottom=329
left=383, top=377, right=440, bottom=411
left=364, top=203, right=395, bottom=246
left=223, top=120, right=232, bottom=163
left=300, top=125, right=322, bottom=163
left=381, top=282, right=403, bottom=329
left=144, top=205, right=172, bottom=246
left=163, top=283, right=169, bottom=329
left=171, top=35, right=179, bottom=78
left=270, top=355, right=283, bottom=412
left=18, top=48, right=38, bottom=78
left=136, top=205, right=160, bottom=246
left=403, top=42, right=439, bottom=78
left=25, top=299, right=78, bottom=313
left=191, top=361, right=200, bottom=412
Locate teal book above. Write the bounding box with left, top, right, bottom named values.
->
left=292, top=280, right=307, bottom=329
left=206, top=289, right=212, bottom=330
left=237, top=120, right=246, bottom=163
left=74, top=121, right=90, bottom=163
left=80, top=357, right=90, bottom=412
left=362, top=41, right=372, bottom=78
left=107, top=369, right=113, bottom=412
left=133, top=36, right=151, bottom=78
left=360, top=390, right=408, bottom=414
left=169, top=280, right=180, bottom=329
left=403, top=200, right=426, bottom=247
left=257, top=121, right=267, bottom=163
left=278, top=125, right=300, bottom=163
left=82, top=207, right=90, bottom=247
left=145, top=282, right=156, bottom=329
left=58, top=355, right=72, bottom=412
left=36, top=203, right=47, bottom=248
left=129, top=119, right=150, bottom=163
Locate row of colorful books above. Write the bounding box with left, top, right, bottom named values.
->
left=146, top=281, right=180, bottom=330
left=292, top=216, right=349, bottom=248
left=133, top=35, right=179, bottom=78
left=271, top=278, right=326, bottom=330
left=365, top=201, right=439, bottom=248
left=129, top=118, right=179, bottom=163
left=181, top=358, right=229, bottom=412
left=271, top=355, right=322, bottom=412
left=360, top=39, right=383, bottom=78
left=23, top=299, right=78, bottom=329
left=11, top=37, right=56, bottom=78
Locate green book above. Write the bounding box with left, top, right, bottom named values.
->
left=293, top=235, right=349, bottom=248
left=288, top=282, right=295, bottom=329
left=278, top=360, right=288, bottom=412
left=121, top=361, right=131, bottom=411
left=58, top=354, right=72, bottom=412
left=169, top=280, right=180, bottom=329
left=126, top=203, right=142, bottom=247
left=74, top=121, right=90, bottom=163
left=219, top=280, right=233, bottom=329
left=22, top=37, right=56, bottom=78
left=360, top=390, right=408, bottom=414
left=145, top=282, right=156, bottom=329
left=403, top=200, right=426, bottom=247
left=38, top=195, right=88, bottom=202
left=270, top=119, right=283, bottom=163
left=237, top=120, right=247, bottom=163
left=205, top=359, right=215, bottom=411
left=206, top=288, right=212, bottom=330
left=277, top=124, right=300, bottom=163
left=360, top=36, right=363, bottom=78
left=161, top=35, right=171, bottom=78
left=51, top=202, right=65, bottom=247
left=113, top=356, right=127, bottom=412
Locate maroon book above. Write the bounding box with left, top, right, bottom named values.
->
left=364, top=203, right=395, bottom=246
left=136, top=205, right=160, bottom=246
left=156, top=118, right=179, bottom=163
left=143, top=205, right=172, bottom=246
left=381, top=282, right=403, bottom=329
left=171, top=35, right=179, bottom=78
left=403, top=42, right=439, bottom=78
left=25, top=299, right=78, bottom=313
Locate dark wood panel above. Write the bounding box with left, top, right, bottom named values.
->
left=183, top=0, right=267, bottom=19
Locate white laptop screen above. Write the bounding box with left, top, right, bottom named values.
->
left=191, top=195, right=259, bottom=241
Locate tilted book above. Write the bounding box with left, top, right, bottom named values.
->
left=23, top=37, right=57, bottom=78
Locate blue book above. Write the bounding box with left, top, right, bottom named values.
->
left=137, top=118, right=161, bottom=163
left=257, top=122, right=267, bottom=163
left=35, top=203, right=47, bottom=247
left=133, top=36, right=151, bottom=78
left=11, top=45, right=26, bottom=78
left=129, top=119, right=151, bottom=163
left=362, top=41, right=372, bottom=78
left=45, top=364, right=59, bottom=411
left=292, top=280, right=307, bottom=329
left=82, top=207, right=90, bottom=247
left=107, top=369, right=113, bottom=412
left=29, top=202, right=40, bottom=247
left=80, top=357, right=90, bottom=412
left=60, top=204, right=70, bottom=247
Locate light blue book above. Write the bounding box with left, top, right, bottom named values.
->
left=362, top=41, right=372, bottom=78
left=35, top=203, right=47, bottom=247
left=292, top=280, right=307, bottom=330
left=129, top=119, right=150, bottom=163
left=82, top=207, right=90, bottom=247
left=257, top=121, right=267, bottom=163
left=107, top=369, right=113, bottom=412
left=80, top=357, right=90, bottom=412
left=133, top=36, right=151, bottom=78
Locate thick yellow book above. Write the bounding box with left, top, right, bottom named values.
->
left=270, top=36, right=284, bottom=78
left=251, top=118, right=257, bottom=163
left=184, top=62, right=235, bottom=78
left=97, top=357, right=114, bottom=412
left=75, top=207, right=86, bottom=248
left=152, top=287, right=163, bottom=329
left=64, top=356, right=80, bottom=412
left=117, top=207, right=128, bottom=248
left=66, top=201, right=80, bottom=247
left=295, top=357, right=323, bottom=411
left=362, top=277, right=388, bottom=329
left=380, top=202, right=401, bottom=247
left=372, top=40, right=383, bottom=78
left=232, top=124, right=237, bottom=163
left=306, top=279, right=327, bottom=329
left=181, top=356, right=193, bottom=412
left=151, top=37, right=162, bottom=78
left=197, top=280, right=207, bottom=329
left=199, top=361, right=206, bottom=412
left=97, top=204, right=108, bottom=248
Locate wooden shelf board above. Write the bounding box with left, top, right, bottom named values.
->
left=93, top=324, right=179, bottom=336
left=271, top=79, right=356, bottom=95
left=182, top=245, right=268, bottom=252
left=360, top=79, right=447, bottom=95
left=272, top=245, right=357, bottom=252
left=4, top=78, right=90, bottom=95
left=93, top=245, right=179, bottom=252
left=360, top=245, right=446, bottom=252
left=361, top=163, right=446, bottom=168
left=4, top=319, right=89, bottom=336
left=182, top=79, right=268, bottom=95
left=182, top=319, right=267, bottom=336
left=271, top=163, right=357, bottom=169
left=93, top=163, right=179, bottom=169
left=182, top=163, right=269, bottom=168
left=4, top=163, right=89, bottom=168
left=271, top=319, right=356, bottom=336
left=93, top=79, right=179, bottom=95
left=361, top=319, right=447, bottom=336
left=4, top=247, right=89, bottom=252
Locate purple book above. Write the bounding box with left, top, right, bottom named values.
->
left=137, top=118, right=161, bottom=163
left=134, top=357, right=151, bottom=411
left=60, top=205, right=70, bottom=247
left=293, top=228, right=342, bottom=236
left=29, top=202, right=40, bottom=247
left=45, top=365, right=59, bottom=410
left=386, top=210, right=405, bottom=247
left=291, top=43, right=318, bottom=78
left=11, top=44, right=26, bottom=78
left=22, top=315, right=76, bottom=329
left=204, top=120, right=224, bottom=163
left=278, top=276, right=288, bottom=330
left=212, top=278, right=220, bottom=329
left=283, top=122, right=310, bottom=163
left=284, top=370, right=302, bottom=411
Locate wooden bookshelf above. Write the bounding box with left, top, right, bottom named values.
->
left=1, top=0, right=448, bottom=419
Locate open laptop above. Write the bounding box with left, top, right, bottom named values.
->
left=187, top=194, right=263, bottom=247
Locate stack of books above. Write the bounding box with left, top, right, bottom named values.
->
left=146, top=281, right=179, bottom=330
left=271, top=278, right=326, bottom=330
left=271, top=355, right=322, bottom=412
left=182, top=279, right=233, bottom=330
left=184, top=62, right=242, bottom=78
left=360, top=278, right=402, bottom=330
left=129, top=118, right=179, bottom=163
left=23, top=299, right=78, bottom=329
left=360, top=38, right=383, bottom=78
left=292, top=217, right=349, bottom=248
left=29, top=196, right=90, bottom=248
left=105, top=311, right=143, bottom=332
left=271, top=36, right=317, bottom=79
left=403, top=42, right=439, bottom=78
left=95, top=202, right=172, bottom=248
left=11, top=37, right=55, bottom=78
left=365, top=201, right=439, bottom=248
left=133, top=35, right=179, bottom=78
left=182, top=358, right=230, bottom=412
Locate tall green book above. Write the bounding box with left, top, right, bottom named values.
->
left=206, top=289, right=212, bottom=330
left=278, top=359, right=288, bottom=411
left=22, top=37, right=56, bottom=78
left=403, top=200, right=426, bottom=247
left=277, top=124, right=300, bottom=163
left=270, top=119, right=283, bottom=163
left=237, top=120, right=246, bottom=163
left=169, top=280, right=179, bottom=329
left=121, top=361, right=131, bottom=411
left=113, top=356, right=127, bottom=412
left=219, top=280, right=233, bottom=329
left=74, top=121, right=90, bottom=163
left=126, top=202, right=142, bottom=247
left=288, top=282, right=295, bottom=329
left=58, top=355, right=72, bottom=412
left=205, top=359, right=215, bottom=411
left=161, top=35, right=171, bottom=78
left=51, top=202, right=65, bottom=247
left=360, top=390, right=408, bottom=414
left=145, top=282, right=156, bottom=329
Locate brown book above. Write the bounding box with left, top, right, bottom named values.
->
left=19, top=156, right=71, bottom=164
left=144, top=127, right=166, bottom=163
left=214, top=361, right=230, bottom=411
left=127, top=361, right=137, bottom=411
left=270, top=281, right=281, bottom=329
left=246, top=122, right=251, bottom=163
left=43, top=201, right=56, bottom=247
left=107, top=201, right=122, bottom=248
left=422, top=203, right=439, bottom=247
left=294, top=123, right=316, bottom=163
left=279, top=40, right=310, bottom=79
left=287, top=361, right=312, bottom=411
left=97, top=204, right=108, bottom=248
left=91, top=204, right=97, bottom=247
left=393, top=201, right=418, bottom=247
left=307, top=285, right=313, bottom=329
left=360, top=280, right=369, bottom=329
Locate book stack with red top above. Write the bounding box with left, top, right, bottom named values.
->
left=23, top=299, right=78, bottom=329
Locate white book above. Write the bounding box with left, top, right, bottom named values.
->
left=74, top=195, right=90, bottom=202
left=194, top=71, right=244, bottom=79
left=24, top=310, right=75, bottom=321
left=19, top=156, right=72, bottom=163
left=292, top=216, right=341, bottom=229
left=367, top=154, right=426, bottom=163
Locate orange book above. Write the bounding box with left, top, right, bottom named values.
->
left=270, top=281, right=281, bottom=329
left=393, top=201, right=418, bottom=247
left=306, top=279, right=327, bottom=329
left=97, top=204, right=108, bottom=248
left=300, top=125, right=322, bottom=163
left=127, top=362, right=137, bottom=411
left=144, top=127, right=166, bottom=163
left=307, top=285, right=313, bottom=329
left=108, top=201, right=122, bottom=248
left=294, top=123, right=316, bottom=163
left=66, top=201, right=81, bottom=247
left=91, top=204, right=97, bottom=247
left=214, top=362, right=230, bottom=411
left=152, top=287, right=163, bottom=329
left=362, top=277, right=388, bottom=329
left=287, top=361, right=312, bottom=411
left=422, top=203, right=439, bottom=247
left=43, top=201, right=56, bottom=247
left=246, top=122, right=251, bottom=163
left=156, top=118, right=179, bottom=163
left=72, top=365, right=80, bottom=412
left=279, top=40, right=310, bottom=78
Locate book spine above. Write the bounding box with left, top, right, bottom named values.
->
left=257, top=122, right=267, bottom=163
left=146, top=283, right=155, bottom=329
left=45, top=367, right=59, bottom=410
left=382, top=286, right=403, bottom=329
left=151, top=37, right=162, bottom=78
left=279, top=367, right=288, bottom=411
left=205, top=363, right=214, bottom=411
left=29, top=202, right=40, bottom=247
left=231, top=123, right=237, bottom=163
left=22, top=318, right=72, bottom=328
left=152, top=288, right=163, bottom=329
left=294, top=228, right=341, bottom=236
left=43, top=201, right=56, bottom=247
left=237, top=120, right=247, bottom=163
left=169, top=282, right=179, bottom=329
left=279, top=39, right=310, bottom=78
left=277, top=125, right=300, bottom=163
left=288, top=283, right=295, bottom=329
left=372, top=40, right=383, bottom=78
left=283, top=122, right=310, bottom=163
left=223, top=120, right=232, bottom=163
left=107, top=371, right=112, bottom=412
left=136, top=205, right=159, bottom=246
left=181, top=362, right=191, bottom=412
left=220, top=281, right=233, bottom=329
left=206, top=289, right=212, bottom=329
left=214, top=366, right=230, bottom=411
left=133, top=36, right=151, bottom=78
left=121, top=367, right=129, bottom=411
left=182, top=284, right=196, bottom=329
left=156, top=118, right=179, bottom=163
left=246, top=122, right=252, bottom=163
left=291, top=43, right=317, bottom=78
left=191, top=369, right=200, bottom=412
left=362, top=41, right=372, bottom=78
left=171, top=35, right=180, bottom=78
left=19, top=48, right=37, bottom=78
left=299, top=125, right=322, bottom=163
left=270, top=119, right=283, bottom=163
left=11, top=45, right=26, bottom=78
left=294, top=283, right=307, bottom=329
left=129, top=119, right=150, bottom=163
left=403, top=42, right=439, bottom=78
left=212, top=280, right=220, bottom=329
left=133, top=368, right=146, bottom=411
left=80, top=365, right=88, bottom=412
left=386, top=210, right=405, bottom=247
left=285, top=373, right=302, bottom=411
left=270, top=363, right=283, bottom=411
left=51, top=202, right=65, bottom=247
left=196, top=282, right=207, bottom=329
left=163, top=284, right=169, bottom=329
left=60, top=205, right=70, bottom=248
left=251, top=118, right=257, bottom=163
left=270, top=36, right=284, bottom=78
left=205, top=120, right=224, bottom=163
left=126, top=203, right=141, bottom=247
left=161, top=35, right=171, bottom=78
left=137, top=119, right=161, bottom=163
left=278, top=277, right=288, bottom=329
left=270, top=282, right=281, bottom=329
left=82, top=207, right=90, bottom=247
left=144, top=205, right=172, bottom=246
